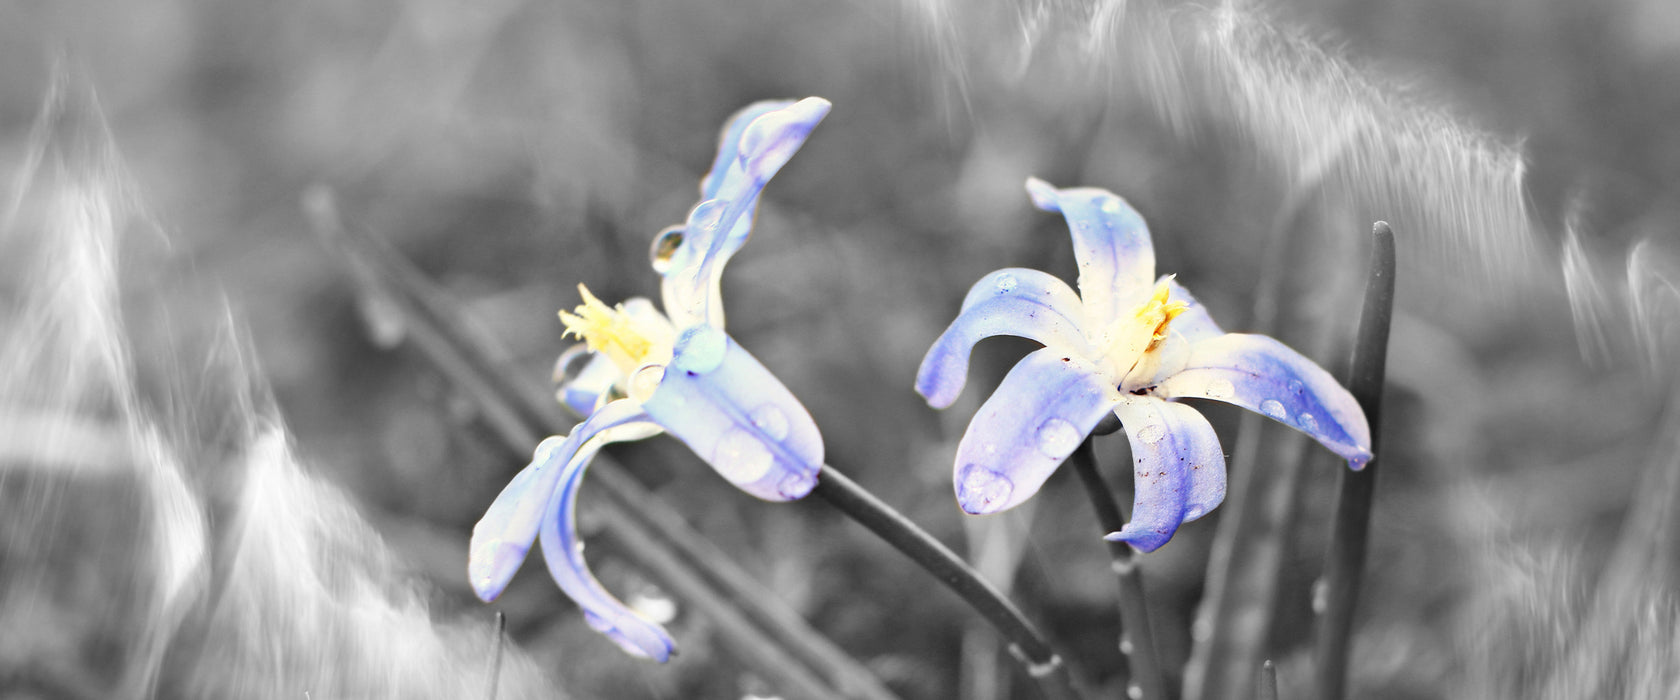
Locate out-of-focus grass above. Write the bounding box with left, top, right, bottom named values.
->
left=2, top=0, right=1677, bottom=698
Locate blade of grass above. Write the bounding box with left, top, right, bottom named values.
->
left=1312, top=221, right=1395, bottom=700
left=304, top=188, right=900, bottom=700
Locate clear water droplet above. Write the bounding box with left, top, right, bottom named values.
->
left=1035, top=417, right=1082, bottom=459
left=1260, top=399, right=1288, bottom=420
left=1288, top=378, right=1306, bottom=396
left=994, top=273, right=1019, bottom=294
left=751, top=405, right=790, bottom=441
left=1101, top=197, right=1122, bottom=216
left=649, top=226, right=684, bottom=273
left=1134, top=422, right=1166, bottom=445
left=629, top=364, right=666, bottom=402
left=1204, top=378, right=1236, bottom=400
left=1119, top=638, right=1134, bottom=655
left=711, top=427, right=774, bottom=484
left=956, top=463, right=1014, bottom=513
left=1298, top=412, right=1319, bottom=433
left=777, top=470, right=818, bottom=499
left=671, top=325, right=727, bottom=374
left=1127, top=684, right=1143, bottom=700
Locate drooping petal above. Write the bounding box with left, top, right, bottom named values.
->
left=539, top=427, right=677, bottom=661
left=468, top=400, right=658, bottom=602
left=951, top=347, right=1123, bottom=514
left=1163, top=276, right=1223, bottom=343
left=1025, top=178, right=1156, bottom=330
left=1154, top=333, right=1373, bottom=468
left=699, top=101, right=798, bottom=201
left=1104, top=396, right=1227, bottom=553
left=661, top=98, right=832, bottom=329
left=916, top=268, right=1094, bottom=409
left=639, top=325, right=824, bottom=501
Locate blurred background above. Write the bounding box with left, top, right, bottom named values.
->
left=3, top=0, right=1679, bottom=698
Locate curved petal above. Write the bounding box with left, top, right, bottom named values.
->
left=1025, top=178, right=1156, bottom=328
left=468, top=400, right=657, bottom=602
left=951, top=347, right=1122, bottom=514
left=1163, top=276, right=1222, bottom=343
left=539, top=428, right=678, bottom=661
left=662, top=98, right=832, bottom=328
left=640, top=325, right=824, bottom=501
left=916, top=268, right=1094, bottom=409
left=699, top=100, right=797, bottom=200
left=1104, top=396, right=1227, bottom=552
left=1154, top=333, right=1373, bottom=468
left=554, top=345, right=620, bottom=417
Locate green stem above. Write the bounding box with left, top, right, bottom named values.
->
left=811, top=466, right=1083, bottom=700
left=1067, top=438, right=1167, bottom=700
left=1313, top=222, right=1396, bottom=700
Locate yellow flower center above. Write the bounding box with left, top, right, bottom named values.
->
left=558, top=284, right=656, bottom=378
left=1135, top=277, right=1189, bottom=351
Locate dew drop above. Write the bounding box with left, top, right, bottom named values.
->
left=751, top=405, right=790, bottom=441
left=649, top=226, right=684, bottom=273
left=1035, top=417, right=1082, bottom=459
left=711, top=427, right=774, bottom=484
left=1134, top=422, right=1166, bottom=445
left=1127, top=684, right=1143, bottom=700
left=1203, top=378, right=1236, bottom=400
left=1298, top=412, right=1319, bottom=433
left=671, top=325, right=727, bottom=374
left=1260, top=399, right=1288, bottom=421
left=994, top=272, right=1019, bottom=294
left=1119, top=638, right=1134, bottom=655
left=1287, top=378, right=1306, bottom=396
left=629, top=364, right=666, bottom=402
left=956, top=463, right=1014, bottom=513
left=777, top=470, right=818, bottom=499
left=1101, top=197, right=1123, bottom=216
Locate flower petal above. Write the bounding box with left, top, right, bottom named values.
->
left=952, top=347, right=1122, bottom=514
left=1025, top=178, right=1156, bottom=329
left=539, top=429, right=677, bottom=661
left=699, top=101, right=798, bottom=201
left=1163, top=275, right=1222, bottom=343
left=468, top=400, right=658, bottom=603
left=661, top=98, right=831, bottom=328
left=1104, top=396, right=1227, bottom=552
left=1154, top=333, right=1373, bottom=468
left=916, top=268, right=1093, bottom=409
left=555, top=345, right=619, bottom=417
left=640, top=325, right=824, bottom=501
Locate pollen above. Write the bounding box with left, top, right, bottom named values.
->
left=559, top=284, right=654, bottom=377
left=1136, top=277, right=1189, bottom=349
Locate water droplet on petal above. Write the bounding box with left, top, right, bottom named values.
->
left=751, top=405, right=790, bottom=441
left=1134, top=422, right=1166, bottom=445
left=629, top=364, right=666, bottom=402
left=1298, top=412, right=1319, bottom=433
left=994, top=273, right=1019, bottom=294
left=777, top=470, right=818, bottom=499
left=1288, top=378, right=1306, bottom=396
left=956, top=463, right=1014, bottom=513
left=1203, top=378, right=1236, bottom=400
left=649, top=226, right=684, bottom=273
left=1101, top=198, right=1123, bottom=216
left=1260, top=399, right=1288, bottom=421
left=1035, top=417, right=1082, bottom=459
left=712, top=427, right=774, bottom=484
left=671, top=325, right=727, bottom=374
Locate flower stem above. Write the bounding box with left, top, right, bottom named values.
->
left=1067, top=438, right=1168, bottom=700
left=1313, top=221, right=1396, bottom=700
left=812, top=465, right=1083, bottom=700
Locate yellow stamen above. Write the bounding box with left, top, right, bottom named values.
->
left=558, top=284, right=653, bottom=377
left=1135, top=277, right=1189, bottom=350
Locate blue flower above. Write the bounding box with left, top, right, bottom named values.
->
left=468, top=98, right=832, bottom=660
left=917, top=178, right=1372, bottom=553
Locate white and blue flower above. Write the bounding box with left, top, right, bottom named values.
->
left=917, top=178, right=1372, bottom=553
left=468, top=98, right=831, bottom=661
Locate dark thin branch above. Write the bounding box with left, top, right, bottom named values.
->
left=1313, top=221, right=1396, bottom=700
left=1068, top=438, right=1167, bottom=700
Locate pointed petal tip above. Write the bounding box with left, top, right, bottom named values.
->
left=1025, top=177, right=1061, bottom=212
left=1103, top=526, right=1170, bottom=553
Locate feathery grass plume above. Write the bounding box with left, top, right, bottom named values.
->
left=0, top=76, right=552, bottom=699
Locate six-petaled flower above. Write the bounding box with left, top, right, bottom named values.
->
left=916, top=177, right=1373, bottom=552
left=468, top=97, right=832, bottom=661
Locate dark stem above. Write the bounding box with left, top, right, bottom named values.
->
left=1313, top=222, right=1396, bottom=700
left=1067, top=438, right=1167, bottom=700
left=812, top=465, right=1083, bottom=700
left=487, top=611, right=505, bottom=700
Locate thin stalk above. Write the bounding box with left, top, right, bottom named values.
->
left=812, top=466, right=1083, bottom=700
left=1312, top=221, right=1395, bottom=700
left=1258, top=660, right=1278, bottom=700
left=305, top=189, right=899, bottom=700
left=486, top=611, right=505, bottom=700
left=1067, top=438, right=1167, bottom=700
